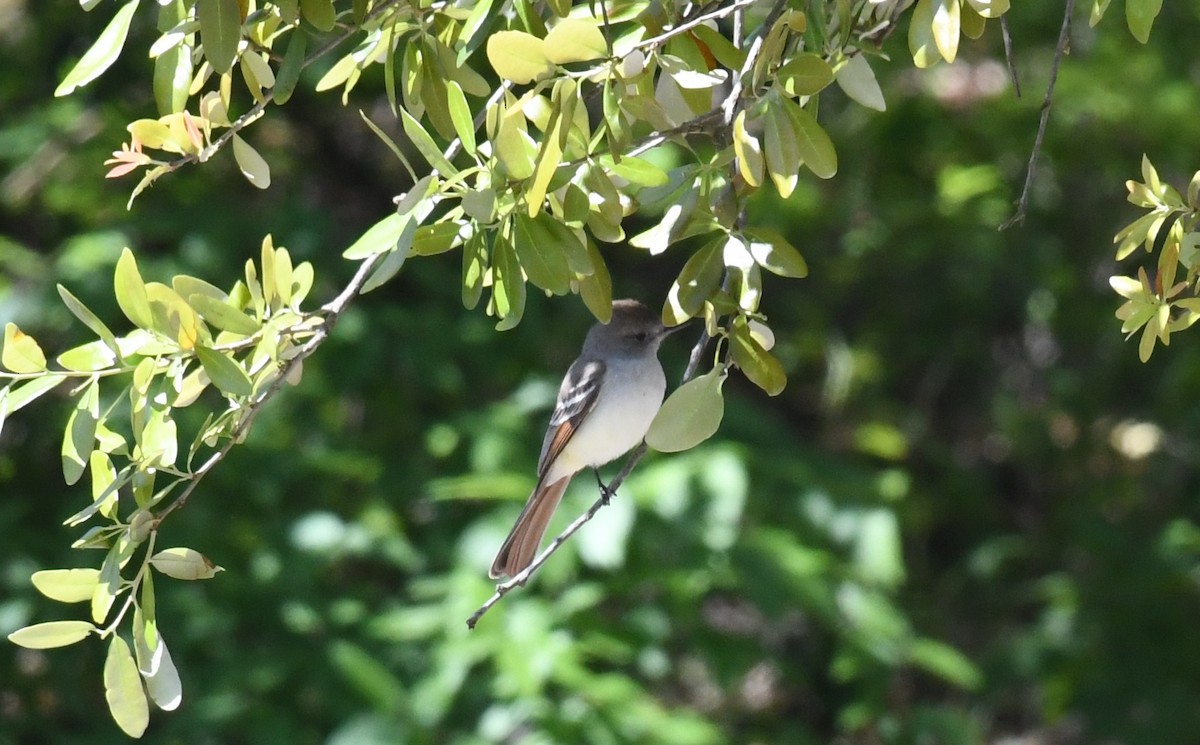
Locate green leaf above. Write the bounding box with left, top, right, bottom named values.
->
left=532, top=212, right=590, bottom=274
left=195, top=345, right=252, bottom=397
left=58, top=284, right=119, bottom=353
left=462, top=232, right=488, bottom=310
left=931, top=0, right=960, bottom=63
left=745, top=228, right=808, bottom=278
left=93, top=543, right=121, bottom=623
left=8, top=374, right=67, bottom=413
left=104, top=636, right=150, bottom=738
left=445, top=80, right=477, bottom=155
left=908, top=0, right=938, bottom=68
left=2, top=323, right=47, bottom=373
left=62, top=383, right=99, bottom=486
left=600, top=154, right=669, bottom=188
left=115, top=247, right=154, bottom=330
left=664, top=238, right=724, bottom=325
left=835, top=55, right=886, bottom=112
left=58, top=339, right=118, bottom=372
left=785, top=100, right=838, bottom=179
left=486, top=30, right=553, bottom=84
left=31, top=568, right=101, bottom=603
left=909, top=638, right=984, bottom=690
left=55, top=0, right=141, bottom=96
left=272, top=29, right=306, bottom=104
left=145, top=635, right=182, bottom=711
left=301, top=0, right=336, bottom=31
left=512, top=214, right=571, bottom=294
left=778, top=53, right=834, bottom=97
left=493, top=106, right=537, bottom=180
left=188, top=293, right=260, bottom=335
left=232, top=135, right=271, bottom=189
left=492, top=235, right=526, bottom=329
left=1126, top=0, right=1162, bottom=43
left=152, top=32, right=192, bottom=115
left=965, top=0, right=1009, bottom=18
left=150, top=547, right=224, bottom=580
left=8, top=620, right=96, bottom=649
left=731, top=319, right=786, bottom=395
left=361, top=241, right=412, bottom=294
left=344, top=213, right=408, bottom=259
left=734, top=111, right=764, bottom=188
left=543, top=19, right=608, bottom=64
left=763, top=102, right=799, bottom=198
left=196, top=0, right=241, bottom=75
left=578, top=240, right=612, bottom=323
left=411, top=222, right=464, bottom=257
left=399, top=107, right=458, bottom=177
left=646, top=368, right=726, bottom=453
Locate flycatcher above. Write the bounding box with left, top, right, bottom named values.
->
left=489, top=299, right=678, bottom=579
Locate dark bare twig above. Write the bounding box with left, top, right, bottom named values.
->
left=466, top=326, right=712, bottom=629
left=1001, top=0, right=1075, bottom=230
left=1000, top=15, right=1022, bottom=98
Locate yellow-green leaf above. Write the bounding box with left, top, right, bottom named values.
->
left=512, top=214, right=571, bottom=294
left=909, top=0, right=939, bottom=68
left=664, top=238, right=723, bottom=325
left=786, top=100, right=837, bottom=179
left=931, top=0, right=960, bottom=63
left=232, top=134, right=271, bottom=189
left=31, top=569, right=101, bottom=603
left=272, top=28, right=306, bottom=104
left=492, top=235, right=526, bottom=329
left=734, top=111, right=764, bottom=188
left=188, top=293, right=260, bottom=335
left=196, top=0, right=241, bottom=75
left=195, top=345, right=252, bottom=397
left=746, top=228, right=808, bottom=278
left=778, top=53, right=834, bottom=97
left=150, top=547, right=224, bottom=580
left=578, top=240, right=612, bottom=323
left=115, top=247, right=153, bottom=330
left=486, top=30, right=553, bottom=84
left=543, top=19, right=608, bottom=64
left=763, top=102, right=799, bottom=198
left=104, top=636, right=150, bottom=738
left=55, top=0, right=141, bottom=96
left=835, top=55, right=886, bottom=112
left=400, top=107, right=457, bottom=177
left=1126, top=0, right=1162, bottom=43
left=8, top=620, right=96, bottom=649
left=58, top=284, right=119, bottom=353
left=445, top=80, right=477, bottom=155
left=301, top=0, right=336, bottom=31
left=646, top=368, right=726, bottom=453
left=965, top=0, right=1009, bottom=18
left=2, top=323, right=47, bottom=373
left=731, top=319, right=786, bottom=395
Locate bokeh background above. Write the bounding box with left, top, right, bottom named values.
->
left=4, top=2, right=1200, bottom=743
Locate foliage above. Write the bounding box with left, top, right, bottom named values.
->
left=2, top=0, right=1199, bottom=742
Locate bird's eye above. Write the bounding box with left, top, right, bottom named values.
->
left=632, top=331, right=647, bottom=342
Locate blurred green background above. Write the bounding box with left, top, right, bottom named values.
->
left=4, top=3, right=1200, bottom=743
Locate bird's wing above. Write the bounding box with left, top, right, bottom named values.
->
left=536, top=359, right=605, bottom=478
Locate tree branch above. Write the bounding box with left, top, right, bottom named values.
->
left=1000, top=0, right=1074, bottom=230
left=466, top=325, right=712, bottom=629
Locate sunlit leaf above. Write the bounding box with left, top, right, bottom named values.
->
left=115, top=248, right=154, bottom=330
left=195, top=345, right=252, bottom=397
left=492, top=235, right=526, bottom=329
left=835, top=55, right=886, bottom=112
left=786, top=100, right=837, bottom=179
left=150, top=547, right=224, bottom=580
left=646, top=368, right=726, bottom=453
left=55, top=0, right=140, bottom=96
left=543, top=19, right=607, bottom=64
left=232, top=135, right=271, bottom=189
left=2, top=323, right=47, bottom=373
left=58, top=284, right=120, bottom=353
left=778, top=53, right=834, bottom=97
left=512, top=214, right=571, bottom=294
left=104, top=636, right=149, bottom=737
left=8, top=620, right=96, bottom=649
left=31, top=569, right=102, bottom=603
left=664, top=238, right=723, bottom=325
left=931, top=0, right=961, bottom=63
left=300, top=0, right=336, bottom=31
left=908, top=0, right=939, bottom=68
left=400, top=107, right=457, bottom=177
left=746, top=228, right=808, bottom=278
left=731, top=318, right=786, bottom=395
left=486, top=30, right=553, bottom=84
left=1125, top=0, right=1161, bottom=43
left=763, top=102, right=799, bottom=198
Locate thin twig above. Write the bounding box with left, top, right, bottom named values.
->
left=1000, top=15, right=1021, bottom=98
left=466, top=326, right=712, bottom=629
left=1000, top=0, right=1074, bottom=230
left=634, top=0, right=762, bottom=50
left=721, top=0, right=788, bottom=126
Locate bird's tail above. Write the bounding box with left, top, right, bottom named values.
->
left=489, top=476, right=571, bottom=579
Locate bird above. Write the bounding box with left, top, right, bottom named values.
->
left=489, top=299, right=679, bottom=579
